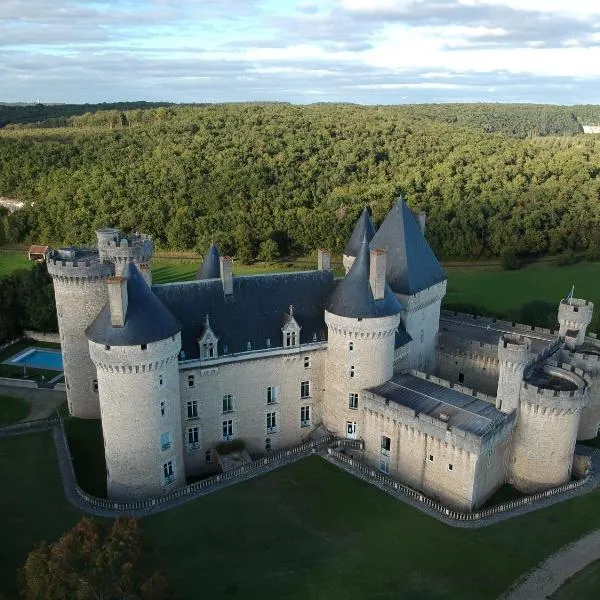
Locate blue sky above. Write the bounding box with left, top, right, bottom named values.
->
left=2, top=0, right=600, bottom=104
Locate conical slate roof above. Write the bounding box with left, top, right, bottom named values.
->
left=86, top=263, right=181, bottom=346
left=343, top=207, right=376, bottom=257
left=370, top=198, right=446, bottom=296
left=327, top=236, right=402, bottom=319
left=196, top=243, right=221, bottom=280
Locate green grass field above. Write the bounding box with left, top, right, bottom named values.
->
left=0, top=395, right=30, bottom=425
left=0, top=250, right=30, bottom=277
left=5, top=431, right=600, bottom=600
left=552, top=558, right=600, bottom=599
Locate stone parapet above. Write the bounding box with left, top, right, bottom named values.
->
left=47, top=249, right=114, bottom=282
left=324, top=311, right=400, bottom=339
left=440, top=310, right=555, bottom=336
left=409, top=369, right=496, bottom=404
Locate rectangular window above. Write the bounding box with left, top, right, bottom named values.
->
left=448, top=464, right=453, bottom=471
left=349, top=365, right=355, bottom=378
left=458, top=372, right=465, bottom=384
left=159, top=375, right=163, bottom=386
left=205, top=449, right=212, bottom=464
left=160, top=400, right=166, bottom=417
left=222, top=420, right=233, bottom=441
left=267, top=386, right=278, bottom=404
left=300, top=381, right=310, bottom=399
left=187, top=427, right=199, bottom=446
left=141, top=344, right=147, bottom=350
left=202, top=342, right=215, bottom=359
left=381, top=435, right=391, bottom=456
left=222, top=394, right=234, bottom=413
left=163, top=460, right=175, bottom=485
left=301, top=405, right=311, bottom=427
left=349, top=392, right=359, bottom=409
left=429, top=454, right=434, bottom=462
left=346, top=421, right=357, bottom=438
left=265, top=438, right=272, bottom=452
left=92, top=379, right=98, bottom=393
left=379, top=460, right=390, bottom=474
left=304, top=356, right=310, bottom=368
left=160, top=431, right=172, bottom=452
left=187, top=374, right=195, bottom=388
left=187, top=400, right=198, bottom=419
left=267, top=412, right=277, bottom=433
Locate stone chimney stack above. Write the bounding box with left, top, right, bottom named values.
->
left=318, top=248, right=331, bottom=271
left=220, top=256, right=233, bottom=296
left=107, top=276, right=128, bottom=327
left=418, top=212, right=426, bottom=234
left=369, top=249, right=386, bottom=301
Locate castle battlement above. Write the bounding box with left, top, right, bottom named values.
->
left=47, top=249, right=114, bottom=282
left=440, top=310, right=555, bottom=336
left=409, top=369, right=496, bottom=404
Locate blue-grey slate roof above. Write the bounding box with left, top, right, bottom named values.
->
left=343, top=207, right=376, bottom=257
left=86, top=263, right=181, bottom=347
left=327, top=237, right=402, bottom=319
left=370, top=198, right=446, bottom=296
left=196, top=244, right=221, bottom=280
left=153, top=270, right=335, bottom=360
left=369, top=373, right=506, bottom=437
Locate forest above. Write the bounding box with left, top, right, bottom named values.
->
left=2, top=102, right=600, bottom=261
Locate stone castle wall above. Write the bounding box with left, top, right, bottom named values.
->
left=89, top=335, right=185, bottom=500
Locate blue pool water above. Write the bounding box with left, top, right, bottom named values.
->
left=10, top=349, right=63, bottom=371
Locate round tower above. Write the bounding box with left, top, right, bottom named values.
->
left=496, top=335, right=532, bottom=413
left=323, top=239, right=402, bottom=439
left=96, top=229, right=154, bottom=285
left=558, top=298, right=594, bottom=349
left=509, top=365, right=587, bottom=493
left=87, top=264, right=185, bottom=500
left=47, top=248, right=114, bottom=418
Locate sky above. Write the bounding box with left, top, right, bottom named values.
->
left=2, top=0, right=600, bottom=104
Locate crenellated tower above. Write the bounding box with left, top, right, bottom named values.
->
left=558, top=298, right=594, bottom=349
left=47, top=248, right=114, bottom=418
left=323, top=238, right=402, bottom=440
left=496, top=334, right=531, bottom=413
left=96, top=228, right=154, bottom=285
left=87, top=264, right=185, bottom=500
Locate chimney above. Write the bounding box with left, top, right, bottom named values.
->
left=107, top=276, right=128, bottom=327
left=369, top=249, right=386, bottom=301
left=220, top=256, right=233, bottom=296
left=318, top=248, right=331, bottom=271
left=139, top=262, right=152, bottom=286
left=417, top=212, right=426, bottom=234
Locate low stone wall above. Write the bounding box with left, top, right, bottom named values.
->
left=24, top=331, right=60, bottom=344
left=0, top=377, right=38, bottom=389
left=0, top=416, right=58, bottom=439
left=440, top=310, right=555, bottom=336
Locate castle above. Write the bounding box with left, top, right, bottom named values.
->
left=46, top=199, right=600, bottom=511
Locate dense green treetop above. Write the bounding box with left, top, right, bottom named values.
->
left=2, top=102, right=600, bottom=260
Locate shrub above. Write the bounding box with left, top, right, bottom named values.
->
left=556, top=248, right=578, bottom=266
left=500, top=249, right=521, bottom=270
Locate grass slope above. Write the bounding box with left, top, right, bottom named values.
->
left=0, top=394, right=30, bottom=425
left=552, top=557, right=600, bottom=599
left=5, top=433, right=600, bottom=599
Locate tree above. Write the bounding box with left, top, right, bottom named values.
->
left=21, top=517, right=171, bottom=600
left=258, top=238, right=280, bottom=263
left=500, top=248, right=520, bottom=271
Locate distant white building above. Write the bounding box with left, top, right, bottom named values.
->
left=47, top=199, right=598, bottom=511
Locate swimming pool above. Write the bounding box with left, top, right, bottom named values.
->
left=8, top=348, right=63, bottom=371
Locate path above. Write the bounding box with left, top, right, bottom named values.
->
left=501, top=529, right=600, bottom=599
left=0, top=384, right=65, bottom=420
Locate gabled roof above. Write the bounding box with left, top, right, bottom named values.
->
left=327, top=237, right=402, bottom=319
left=343, top=207, right=376, bottom=257
left=86, top=263, right=181, bottom=346
left=29, top=245, right=49, bottom=254
left=370, top=198, right=446, bottom=296
left=153, top=270, right=335, bottom=360
left=196, top=244, right=221, bottom=280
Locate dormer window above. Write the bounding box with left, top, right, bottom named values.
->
left=282, top=305, right=301, bottom=349
left=198, top=314, right=219, bottom=361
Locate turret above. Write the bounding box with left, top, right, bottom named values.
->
left=496, top=334, right=531, bottom=413
left=323, top=237, right=402, bottom=439
left=96, top=229, right=154, bottom=285
left=47, top=248, right=114, bottom=418
left=508, top=364, right=587, bottom=493
left=342, top=208, right=376, bottom=274
left=558, top=298, right=594, bottom=349
left=87, top=263, right=185, bottom=500
left=196, top=243, right=221, bottom=280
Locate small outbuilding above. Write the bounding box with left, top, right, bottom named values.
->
left=28, top=245, right=49, bottom=262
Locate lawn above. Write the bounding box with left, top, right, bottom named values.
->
left=552, top=558, right=600, bottom=599
left=0, top=249, right=30, bottom=278
left=0, top=394, right=30, bottom=425
left=6, top=433, right=600, bottom=600
left=444, top=261, right=600, bottom=332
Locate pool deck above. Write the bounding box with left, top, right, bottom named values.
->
left=2, top=346, right=64, bottom=371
